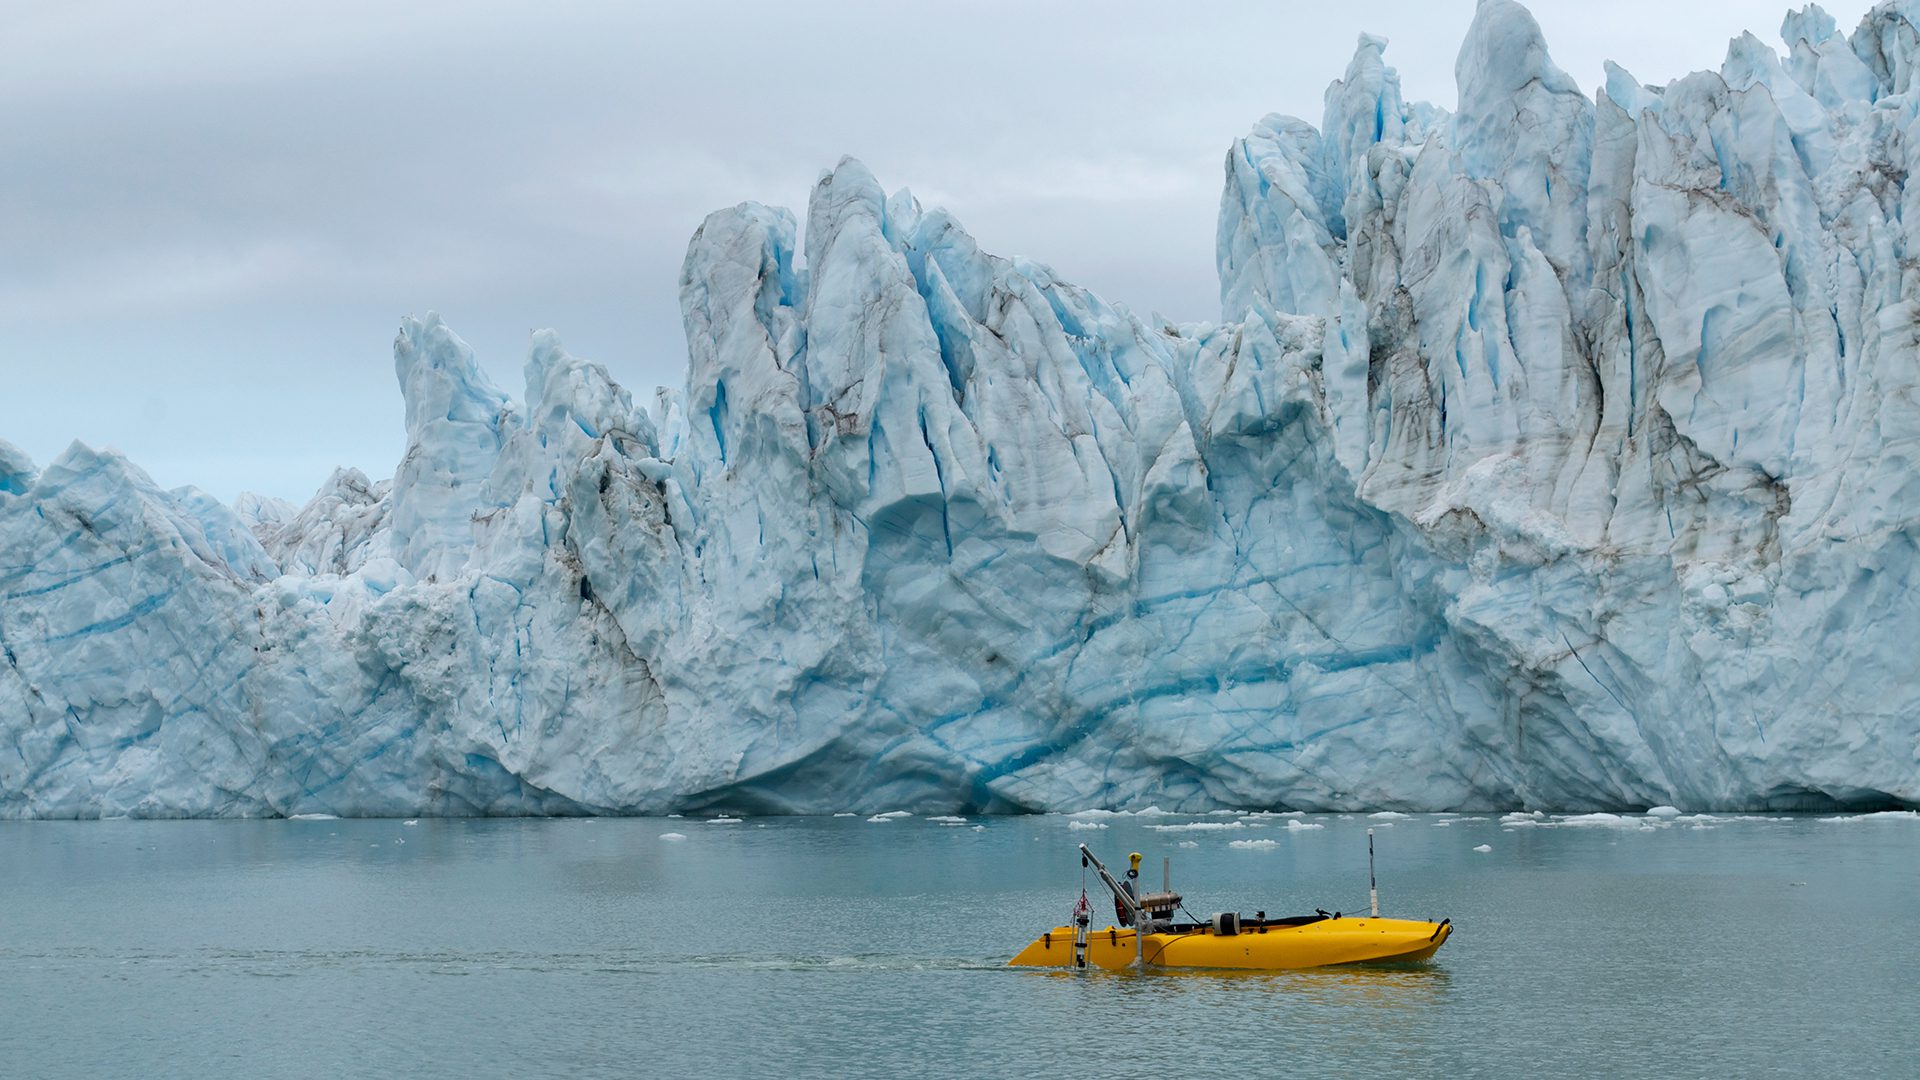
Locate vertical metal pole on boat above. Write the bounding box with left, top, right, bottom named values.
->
left=1121, top=855, right=1161, bottom=970
left=1078, top=844, right=1150, bottom=970
left=1076, top=854, right=1091, bottom=970
left=1368, top=828, right=1379, bottom=918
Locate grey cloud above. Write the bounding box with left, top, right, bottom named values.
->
left=1, top=0, right=1869, bottom=500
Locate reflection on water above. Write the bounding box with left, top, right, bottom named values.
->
left=1035, top=961, right=1455, bottom=1053
left=2, top=813, right=1916, bottom=1079
left=1021, top=959, right=1451, bottom=996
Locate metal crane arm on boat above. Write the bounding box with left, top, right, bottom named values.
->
left=1078, top=843, right=1144, bottom=925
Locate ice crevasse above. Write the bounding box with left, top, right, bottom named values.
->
left=4, top=0, right=1919, bottom=817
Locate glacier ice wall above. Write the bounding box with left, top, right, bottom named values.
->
left=5, top=0, right=1920, bottom=816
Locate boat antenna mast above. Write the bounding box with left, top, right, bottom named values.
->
left=1368, top=828, right=1379, bottom=918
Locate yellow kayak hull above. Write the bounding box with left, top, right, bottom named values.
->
left=1008, top=916, right=1451, bottom=971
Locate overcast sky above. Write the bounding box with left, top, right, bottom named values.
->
left=3, top=0, right=1872, bottom=502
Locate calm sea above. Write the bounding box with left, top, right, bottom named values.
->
left=3, top=811, right=1915, bottom=1078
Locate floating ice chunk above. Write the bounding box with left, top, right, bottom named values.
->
left=870, top=811, right=912, bottom=820
left=927, top=815, right=966, bottom=823
left=1179, top=841, right=1199, bottom=848
left=1473, top=844, right=1493, bottom=853
left=707, top=816, right=744, bottom=825
left=833, top=813, right=857, bottom=818
left=1285, top=820, right=1324, bottom=831
left=1555, top=813, right=1628, bottom=827
left=659, top=832, right=688, bottom=841
left=1147, top=821, right=1246, bottom=832
left=1645, top=806, right=1682, bottom=818
left=289, top=813, right=337, bottom=821
left=1822, top=811, right=1920, bottom=823
left=1069, top=820, right=1108, bottom=830
left=1369, top=812, right=1411, bottom=820
left=1230, top=839, right=1280, bottom=849
left=402, top=819, right=418, bottom=826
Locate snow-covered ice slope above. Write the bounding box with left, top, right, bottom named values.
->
left=5, top=1, right=1919, bottom=816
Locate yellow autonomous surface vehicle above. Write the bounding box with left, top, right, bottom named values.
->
left=1010, top=842, right=1452, bottom=971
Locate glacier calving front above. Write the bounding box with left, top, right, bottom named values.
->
left=5, top=0, right=1918, bottom=816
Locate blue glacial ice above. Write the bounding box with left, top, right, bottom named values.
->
left=5, top=0, right=1920, bottom=816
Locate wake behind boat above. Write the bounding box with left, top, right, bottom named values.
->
left=1009, top=841, right=1452, bottom=972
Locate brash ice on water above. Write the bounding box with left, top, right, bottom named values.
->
left=6, top=1, right=1920, bottom=817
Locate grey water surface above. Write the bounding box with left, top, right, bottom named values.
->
left=3, top=812, right=1916, bottom=1079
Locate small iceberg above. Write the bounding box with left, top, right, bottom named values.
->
left=1822, top=810, right=1920, bottom=823
left=1556, top=813, right=1629, bottom=828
